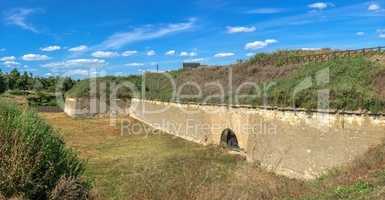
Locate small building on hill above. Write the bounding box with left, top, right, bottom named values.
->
left=183, top=62, right=201, bottom=70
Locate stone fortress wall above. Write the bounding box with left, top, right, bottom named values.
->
left=65, top=97, right=385, bottom=179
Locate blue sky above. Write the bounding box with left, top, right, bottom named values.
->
left=0, top=0, right=384, bottom=77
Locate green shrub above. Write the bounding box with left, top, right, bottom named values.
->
left=0, top=100, right=90, bottom=199
left=27, top=92, right=58, bottom=107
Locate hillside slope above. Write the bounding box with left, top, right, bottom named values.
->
left=67, top=54, right=385, bottom=112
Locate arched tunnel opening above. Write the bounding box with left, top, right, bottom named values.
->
left=220, top=128, right=240, bottom=150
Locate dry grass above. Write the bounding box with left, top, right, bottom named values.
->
left=0, top=92, right=28, bottom=105
left=39, top=113, right=385, bottom=200
left=0, top=101, right=88, bottom=200
left=40, top=113, right=305, bottom=200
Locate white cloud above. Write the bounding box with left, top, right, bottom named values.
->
left=42, top=59, right=106, bottom=68
left=368, top=3, right=381, bottom=11
left=246, top=53, right=255, bottom=57
left=356, top=32, right=365, bottom=36
left=0, top=56, right=16, bottom=62
left=126, top=62, right=145, bottom=67
left=184, top=58, right=204, bottom=62
left=91, top=51, right=119, bottom=58
left=67, top=69, right=90, bottom=76
left=301, top=48, right=321, bottom=51
left=227, top=26, right=256, bottom=33
left=3, top=61, right=20, bottom=67
left=22, top=54, right=50, bottom=61
left=0, top=48, right=6, bottom=52
left=245, top=39, right=278, bottom=50
left=68, top=45, right=88, bottom=52
left=180, top=52, right=188, bottom=56
left=180, top=51, right=196, bottom=57
left=41, top=45, right=61, bottom=52
left=308, top=2, right=329, bottom=10
left=147, top=50, right=156, bottom=56
left=378, top=29, right=385, bottom=38
left=97, top=18, right=195, bottom=49
left=214, top=52, right=235, bottom=58
left=4, top=8, right=41, bottom=33
left=245, top=8, right=283, bottom=14
left=121, top=50, right=138, bottom=56
left=165, top=50, right=176, bottom=56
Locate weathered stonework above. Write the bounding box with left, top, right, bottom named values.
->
left=64, top=97, right=130, bottom=117
left=64, top=97, right=385, bottom=179
left=129, top=98, right=385, bottom=179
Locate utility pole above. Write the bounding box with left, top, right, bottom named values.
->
left=156, top=64, right=159, bottom=72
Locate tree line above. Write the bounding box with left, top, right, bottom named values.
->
left=0, top=68, right=77, bottom=94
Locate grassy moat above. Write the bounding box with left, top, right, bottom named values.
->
left=40, top=113, right=305, bottom=200
left=40, top=113, right=385, bottom=200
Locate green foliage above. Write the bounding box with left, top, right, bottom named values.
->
left=27, top=92, right=58, bottom=106
left=0, top=100, right=89, bottom=199
left=66, top=75, right=142, bottom=99
left=66, top=70, right=183, bottom=101
left=0, top=68, right=76, bottom=93
left=334, top=181, right=373, bottom=199
left=265, top=57, right=385, bottom=112
left=0, top=74, right=6, bottom=94
left=247, top=49, right=333, bottom=66
left=143, top=72, right=178, bottom=101
left=67, top=57, right=385, bottom=112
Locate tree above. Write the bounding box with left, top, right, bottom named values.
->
left=18, top=72, right=30, bottom=90
left=61, top=77, right=75, bottom=92
left=8, top=69, right=20, bottom=90
left=0, top=75, right=6, bottom=94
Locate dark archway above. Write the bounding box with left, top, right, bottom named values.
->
left=220, top=128, right=240, bottom=150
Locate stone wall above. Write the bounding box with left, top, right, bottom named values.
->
left=129, top=98, right=385, bottom=179
left=64, top=97, right=130, bottom=117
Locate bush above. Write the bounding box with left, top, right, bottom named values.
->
left=49, top=176, right=89, bottom=200
left=0, top=100, right=90, bottom=200
left=27, top=92, right=58, bottom=107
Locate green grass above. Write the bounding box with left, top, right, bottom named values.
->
left=264, top=57, right=385, bottom=112
left=0, top=100, right=89, bottom=199
left=66, top=75, right=142, bottom=99
left=42, top=113, right=306, bottom=200
left=0, top=90, right=60, bottom=107
left=41, top=112, right=385, bottom=200
left=67, top=57, right=385, bottom=112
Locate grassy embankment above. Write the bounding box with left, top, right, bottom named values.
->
left=265, top=57, right=385, bottom=112
left=67, top=56, right=385, bottom=113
